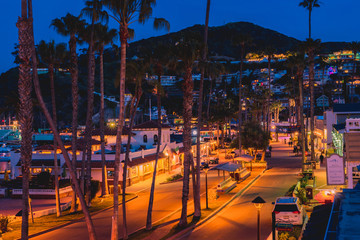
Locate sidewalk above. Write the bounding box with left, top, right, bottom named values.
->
left=0, top=196, right=72, bottom=216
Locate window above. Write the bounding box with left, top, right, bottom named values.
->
left=154, top=134, right=158, bottom=144
left=143, top=135, right=148, bottom=143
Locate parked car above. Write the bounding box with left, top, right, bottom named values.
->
left=272, top=197, right=305, bottom=226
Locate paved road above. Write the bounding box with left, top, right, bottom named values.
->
left=32, top=163, right=227, bottom=239
left=181, top=141, right=302, bottom=240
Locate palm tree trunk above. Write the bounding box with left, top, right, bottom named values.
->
left=111, top=25, right=128, bottom=240
left=49, top=64, right=61, bottom=217
left=194, top=0, right=211, bottom=218
left=29, top=9, right=96, bottom=239
left=238, top=46, right=244, bottom=157
left=17, top=2, right=33, bottom=237
left=206, top=76, right=212, bottom=119
left=267, top=56, right=271, bottom=132
left=70, top=33, right=79, bottom=213
left=309, top=51, right=315, bottom=162
left=179, top=67, right=193, bottom=227
left=100, top=47, right=109, bottom=197
left=309, top=10, right=312, bottom=39
left=146, top=75, right=161, bottom=230
left=85, top=21, right=96, bottom=206
left=298, top=70, right=306, bottom=172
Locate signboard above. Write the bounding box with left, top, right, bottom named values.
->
left=326, top=154, right=345, bottom=185
left=276, top=223, right=293, bottom=231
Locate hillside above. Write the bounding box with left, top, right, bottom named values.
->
left=127, top=21, right=347, bottom=59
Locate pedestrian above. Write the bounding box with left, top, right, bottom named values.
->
left=320, top=154, right=324, bottom=164
left=269, top=145, right=272, bottom=152
left=284, top=138, right=287, bottom=144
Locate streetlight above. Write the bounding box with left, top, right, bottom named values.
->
left=252, top=196, right=266, bottom=240
left=203, top=164, right=210, bottom=209
left=164, top=151, right=170, bottom=173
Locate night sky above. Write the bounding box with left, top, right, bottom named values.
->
left=2, top=0, right=360, bottom=74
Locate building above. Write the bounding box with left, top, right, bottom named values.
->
left=316, top=95, right=329, bottom=108
left=324, top=104, right=360, bottom=146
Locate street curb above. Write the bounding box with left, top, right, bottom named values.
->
left=168, top=168, right=267, bottom=240
left=26, top=194, right=138, bottom=239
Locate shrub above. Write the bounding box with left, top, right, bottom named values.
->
left=166, top=174, right=183, bottom=182
left=37, top=171, right=51, bottom=187
left=90, top=180, right=100, bottom=200
left=0, top=215, right=9, bottom=234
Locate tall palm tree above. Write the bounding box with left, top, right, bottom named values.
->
left=233, top=34, right=252, bottom=157
left=193, top=0, right=211, bottom=218
left=51, top=13, right=86, bottom=213
left=171, top=33, right=201, bottom=227
left=17, top=0, right=33, bottom=238
left=81, top=0, right=108, bottom=206
left=27, top=1, right=97, bottom=239
left=102, top=1, right=169, bottom=238
left=141, top=44, right=170, bottom=230
left=294, top=52, right=307, bottom=172
left=37, top=40, right=67, bottom=217
left=303, top=38, right=321, bottom=162
left=263, top=47, right=276, bottom=132
left=94, top=23, right=117, bottom=197
left=299, top=0, right=320, bottom=39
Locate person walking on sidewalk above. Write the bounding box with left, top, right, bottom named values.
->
left=320, top=154, right=324, bottom=164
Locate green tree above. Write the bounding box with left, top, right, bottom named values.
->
left=101, top=1, right=169, bottom=239
left=51, top=13, right=86, bottom=213
left=241, top=121, right=270, bottom=157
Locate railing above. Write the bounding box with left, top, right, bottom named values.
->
left=324, top=193, right=343, bottom=240
left=12, top=186, right=73, bottom=195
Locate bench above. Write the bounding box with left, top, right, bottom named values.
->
left=217, top=177, right=237, bottom=194
left=230, top=168, right=251, bottom=182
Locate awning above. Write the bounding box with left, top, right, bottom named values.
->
left=211, top=162, right=242, bottom=172
left=234, top=154, right=254, bottom=162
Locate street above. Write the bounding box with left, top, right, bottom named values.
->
left=180, top=140, right=302, bottom=240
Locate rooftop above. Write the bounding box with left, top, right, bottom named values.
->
left=333, top=103, right=360, bottom=113
left=133, top=120, right=171, bottom=130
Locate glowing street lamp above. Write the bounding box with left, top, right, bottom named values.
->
left=252, top=196, right=266, bottom=240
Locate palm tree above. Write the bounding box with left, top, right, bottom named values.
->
left=299, top=0, right=320, bottom=39
left=348, top=41, right=360, bottom=102
left=232, top=34, right=252, bottom=157
left=94, top=23, right=117, bottom=197
left=262, top=47, right=276, bottom=132
left=81, top=0, right=108, bottom=206
left=27, top=1, right=97, bottom=239
left=17, top=0, right=33, bottom=238
left=303, top=38, right=321, bottom=162
left=171, top=33, right=201, bottom=227
left=141, top=44, right=170, bottom=230
left=51, top=13, right=86, bottom=212
left=193, top=0, right=211, bottom=218
left=101, top=1, right=169, bottom=238
left=37, top=40, right=67, bottom=217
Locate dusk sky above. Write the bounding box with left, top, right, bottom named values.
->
left=2, top=0, right=360, bottom=74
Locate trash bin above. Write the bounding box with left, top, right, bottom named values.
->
left=305, top=185, right=313, bottom=199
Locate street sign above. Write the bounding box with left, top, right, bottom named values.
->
left=326, top=154, right=345, bottom=185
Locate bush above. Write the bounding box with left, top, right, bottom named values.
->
left=90, top=180, right=100, bottom=200
left=166, top=174, right=183, bottom=183
left=285, top=184, right=296, bottom=196
left=37, top=171, right=51, bottom=187
left=0, top=215, right=9, bottom=234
